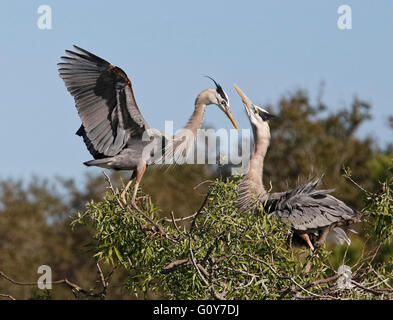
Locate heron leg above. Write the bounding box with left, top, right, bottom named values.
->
left=131, top=163, right=147, bottom=207
left=120, top=171, right=137, bottom=205
left=299, top=233, right=315, bottom=251
left=315, top=226, right=331, bottom=248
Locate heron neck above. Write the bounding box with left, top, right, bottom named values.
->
left=183, top=97, right=207, bottom=136
left=245, top=123, right=271, bottom=196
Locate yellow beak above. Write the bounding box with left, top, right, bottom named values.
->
left=225, top=108, right=239, bottom=130
left=234, top=84, right=252, bottom=111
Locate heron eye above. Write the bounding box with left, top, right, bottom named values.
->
left=221, top=101, right=227, bottom=106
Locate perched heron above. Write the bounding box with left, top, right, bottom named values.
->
left=234, top=84, right=361, bottom=250
left=58, top=46, right=238, bottom=206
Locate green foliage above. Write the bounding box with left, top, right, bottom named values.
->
left=367, top=155, right=393, bottom=184
left=73, top=174, right=393, bottom=300
left=365, top=163, right=393, bottom=242
left=29, top=290, right=52, bottom=300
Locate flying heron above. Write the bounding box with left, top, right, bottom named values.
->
left=234, top=84, right=362, bottom=250
left=58, top=46, right=238, bottom=207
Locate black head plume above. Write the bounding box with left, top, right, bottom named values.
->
left=204, top=76, right=228, bottom=102
left=257, top=109, right=277, bottom=121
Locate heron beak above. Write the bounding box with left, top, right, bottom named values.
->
left=234, top=84, right=253, bottom=115
left=224, top=107, right=239, bottom=130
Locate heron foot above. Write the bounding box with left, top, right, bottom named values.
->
left=120, top=178, right=135, bottom=205
left=131, top=200, right=138, bottom=210
left=130, top=198, right=146, bottom=218
left=120, top=191, right=128, bottom=205
left=314, top=226, right=330, bottom=248
left=299, top=233, right=315, bottom=251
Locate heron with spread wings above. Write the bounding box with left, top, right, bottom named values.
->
left=58, top=46, right=238, bottom=207
left=234, top=84, right=362, bottom=250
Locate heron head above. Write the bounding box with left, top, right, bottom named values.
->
left=205, top=76, right=238, bottom=130
left=234, top=84, right=276, bottom=127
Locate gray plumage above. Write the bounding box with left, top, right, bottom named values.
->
left=59, top=46, right=149, bottom=159
left=234, top=84, right=361, bottom=249
left=58, top=46, right=238, bottom=206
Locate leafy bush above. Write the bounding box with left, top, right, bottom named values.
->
left=72, top=170, right=393, bottom=300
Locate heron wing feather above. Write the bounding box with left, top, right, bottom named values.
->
left=270, top=179, right=357, bottom=231
left=58, top=45, right=149, bottom=158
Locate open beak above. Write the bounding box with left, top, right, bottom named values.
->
left=224, top=107, right=239, bottom=130
left=234, top=84, right=277, bottom=121
left=234, top=84, right=253, bottom=115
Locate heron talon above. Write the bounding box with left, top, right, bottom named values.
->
left=131, top=200, right=142, bottom=214
left=120, top=192, right=128, bottom=205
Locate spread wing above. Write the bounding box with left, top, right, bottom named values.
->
left=58, top=45, right=149, bottom=158
left=266, top=179, right=356, bottom=231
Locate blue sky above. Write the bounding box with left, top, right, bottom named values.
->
left=0, top=0, right=392, bottom=180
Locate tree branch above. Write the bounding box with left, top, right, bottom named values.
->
left=0, top=263, right=112, bottom=300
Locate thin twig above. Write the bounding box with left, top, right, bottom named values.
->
left=163, top=212, right=198, bottom=223
left=96, top=263, right=107, bottom=300
left=170, top=211, right=181, bottom=233
left=342, top=166, right=369, bottom=194
left=103, top=172, right=130, bottom=212
left=0, top=269, right=108, bottom=299
left=129, top=202, right=177, bottom=243
left=188, top=233, right=225, bottom=300
left=368, top=263, right=393, bottom=291
left=162, top=259, right=191, bottom=274
left=190, top=191, right=211, bottom=233
left=193, top=180, right=214, bottom=190
left=351, top=280, right=392, bottom=296
left=241, top=254, right=339, bottom=300
left=234, top=276, right=256, bottom=290
left=0, top=293, right=15, bottom=300
left=103, top=173, right=177, bottom=243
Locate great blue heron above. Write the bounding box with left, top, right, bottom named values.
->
left=234, top=84, right=361, bottom=250
left=58, top=46, right=238, bottom=206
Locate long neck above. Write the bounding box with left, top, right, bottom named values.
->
left=167, top=90, right=210, bottom=163
left=243, top=122, right=271, bottom=197
left=184, top=101, right=206, bottom=136
left=182, top=89, right=215, bottom=135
